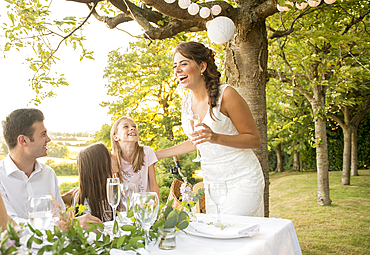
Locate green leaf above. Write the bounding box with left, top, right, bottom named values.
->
left=113, top=220, right=119, bottom=234
left=163, top=217, right=177, bottom=229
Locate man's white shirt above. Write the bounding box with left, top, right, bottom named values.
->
left=0, top=154, right=65, bottom=223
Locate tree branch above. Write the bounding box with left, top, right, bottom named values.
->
left=31, top=2, right=98, bottom=86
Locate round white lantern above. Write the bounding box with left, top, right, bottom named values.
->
left=277, top=4, right=290, bottom=12
left=188, top=3, right=199, bottom=15
left=207, top=16, right=235, bottom=44
left=164, top=0, right=176, bottom=3
left=211, top=5, right=222, bottom=16
left=178, top=0, right=191, bottom=9
left=296, top=2, right=308, bottom=9
left=206, top=20, right=212, bottom=28
left=324, top=0, right=336, bottom=3
left=200, top=7, right=211, bottom=18
left=307, top=0, right=321, bottom=7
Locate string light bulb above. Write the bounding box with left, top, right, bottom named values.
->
left=296, top=2, right=308, bottom=9
left=199, top=7, right=211, bottom=18
left=188, top=3, right=200, bottom=15
left=178, top=0, right=191, bottom=9
left=211, top=5, right=222, bottom=15
left=307, top=0, right=321, bottom=7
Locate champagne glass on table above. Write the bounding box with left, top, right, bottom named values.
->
left=189, top=114, right=204, bottom=162
left=208, top=182, right=227, bottom=223
left=27, top=195, right=53, bottom=236
left=133, top=192, right=159, bottom=250
left=107, top=178, right=121, bottom=222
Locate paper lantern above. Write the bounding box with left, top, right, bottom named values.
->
left=207, top=16, right=235, bottom=44
left=277, top=4, right=290, bottom=12
left=324, top=0, right=336, bottom=3
left=199, top=7, right=211, bottom=18
left=164, top=0, right=176, bottom=3
left=211, top=5, right=222, bottom=16
left=296, top=2, right=308, bottom=9
left=206, top=20, right=212, bottom=28
left=307, top=0, right=321, bottom=7
left=188, top=3, right=199, bottom=15
left=178, top=0, right=191, bottom=9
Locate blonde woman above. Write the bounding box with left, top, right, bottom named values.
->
left=111, top=117, right=159, bottom=197
left=0, top=193, right=13, bottom=232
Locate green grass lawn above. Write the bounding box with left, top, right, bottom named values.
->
left=269, top=169, right=370, bottom=255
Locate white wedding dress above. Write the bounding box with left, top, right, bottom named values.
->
left=181, top=84, right=265, bottom=217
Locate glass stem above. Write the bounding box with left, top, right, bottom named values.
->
left=113, top=206, right=117, bottom=222
left=216, top=204, right=221, bottom=222
left=144, top=228, right=149, bottom=250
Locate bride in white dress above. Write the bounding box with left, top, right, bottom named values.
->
left=156, top=41, right=265, bottom=217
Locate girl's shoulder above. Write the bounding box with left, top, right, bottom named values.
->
left=142, top=146, right=155, bottom=154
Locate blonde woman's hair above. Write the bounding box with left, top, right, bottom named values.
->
left=110, top=116, right=145, bottom=179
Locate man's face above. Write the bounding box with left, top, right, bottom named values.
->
left=26, top=121, right=51, bottom=159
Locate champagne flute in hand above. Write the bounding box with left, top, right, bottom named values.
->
left=189, top=114, right=204, bottom=162
left=27, top=195, right=53, bottom=237
left=133, top=192, right=159, bottom=250
left=208, top=182, right=227, bottom=223
left=107, top=178, right=121, bottom=222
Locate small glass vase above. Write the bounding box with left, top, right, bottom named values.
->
left=185, top=206, right=197, bottom=222
left=158, top=228, right=177, bottom=250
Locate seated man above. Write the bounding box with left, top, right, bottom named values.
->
left=0, top=108, right=102, bottom=228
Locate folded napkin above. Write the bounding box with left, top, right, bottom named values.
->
left=189, top=221, right=260, bottom=237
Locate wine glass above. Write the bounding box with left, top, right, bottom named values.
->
left=107, top=178, right=121, bottom=222
left=27, top=195, right=53, bottom=234
left=133, top=192, right=159, bottom=250
left=208, top=182, right=227, bottom=223
left=120, top=182, right=137, bottom=221
left=189, top=114, right=204, bottom=162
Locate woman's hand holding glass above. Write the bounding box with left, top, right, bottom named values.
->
left=189, top=114, right=204, bottom=162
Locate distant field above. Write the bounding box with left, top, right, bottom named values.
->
left=38, top=157, right=76, bottom=164
left=67, top=146, right=87, bottom=159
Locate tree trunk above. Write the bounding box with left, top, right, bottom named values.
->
left=314, top=113, right=331, bottom=205
left=225, top=20, right=269, bottom=216
left=342, top=126, right=352, bottom=185
left=311, top=84, right=331, bottom=205
left=351, top=125, right=359, bottom=176
left=292, top=145, right=300, bottom=171
left=275, top=143, right=283, bottom=173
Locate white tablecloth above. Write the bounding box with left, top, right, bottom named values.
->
left=149, top=214, right=302, bottom=255
left=23, top=214, right=302, bottom=255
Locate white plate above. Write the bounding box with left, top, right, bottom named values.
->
left=184, top=223, right=256, bottom=239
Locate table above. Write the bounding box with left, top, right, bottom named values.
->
left=149, top=214, right=302, bottom=255
left=23, top=214, right=302, bottom=255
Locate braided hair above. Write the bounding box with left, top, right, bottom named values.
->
left=174, top=42, right=221, bottom=120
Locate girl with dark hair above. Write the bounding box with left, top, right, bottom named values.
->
left=72, top=142, right=120, bottom=222
left=110, top=117, right=159, bottom=197
left=156, top=41, right=265, bottom=217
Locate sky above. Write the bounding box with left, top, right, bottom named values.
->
left=0, top=1, right=141, bottom=133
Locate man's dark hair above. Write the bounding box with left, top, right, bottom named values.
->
left=2, top=108, right=44, bottom=150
